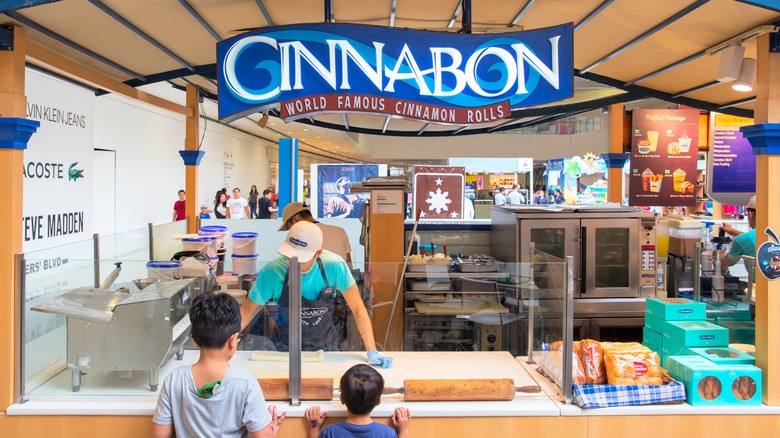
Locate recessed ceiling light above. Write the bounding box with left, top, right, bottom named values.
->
left=304, top=128, right=310, bottom=132
left=316, top=136, right=321, bottom=139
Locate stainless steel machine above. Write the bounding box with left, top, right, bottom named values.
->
left=32, top=278, right=197, bottom=392
left=491, top=205, right=658, bottom=347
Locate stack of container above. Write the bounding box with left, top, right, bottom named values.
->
left=145, top=260, right=182, bottom=280
left=644, top=297, right=761, bottom=406
left=231, top=231, right=259, bottom=276
left=199, top=225, right=229, bottom=271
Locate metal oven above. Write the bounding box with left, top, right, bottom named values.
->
left=491, top=205, right=657, bottom=347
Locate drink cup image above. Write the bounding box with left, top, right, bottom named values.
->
left=673, top=169, right=686, bottom=192
left=647, top=131, right=659, bottom=152
left=678, top=137, right=692, bottom=153
left=642, top=168, right=654, bottom=191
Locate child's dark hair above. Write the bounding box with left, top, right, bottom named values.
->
left=339, top=364, right=384, bottom=415
left=189, top=292, right=241, bottom=349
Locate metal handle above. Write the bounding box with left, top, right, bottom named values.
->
left=579, top=227, right=586, bottom=294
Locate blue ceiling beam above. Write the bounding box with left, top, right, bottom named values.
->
left=87, top=0, right=195, bottom=72
left=580, top=0, right=709, bottom=74
left=3, top=10, right=146, bottom=81
left=124, top=64, right=216, bottom=88
left=253, top=0, right=273, bottom=26
left=177, top=0, right=220, bottom=41
left=574, top=0, right=614, bottom=31
left=670, top=80, right=721, bottom=98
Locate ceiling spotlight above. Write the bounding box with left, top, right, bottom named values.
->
left=732, top=58, right=756, bottom=92
left=256, top=111, right=270, bottom=128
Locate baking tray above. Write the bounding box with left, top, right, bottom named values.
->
left=407, top=263, right=451, bottom=273
left=456, top=262, right=501, bottom=272
left=408, top=280, right=452, bottom=291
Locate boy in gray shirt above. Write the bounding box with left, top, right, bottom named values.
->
left=153, top=292, right=286, bottom=438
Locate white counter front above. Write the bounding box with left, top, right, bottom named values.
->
left=8, top=351, right=560, bottom=417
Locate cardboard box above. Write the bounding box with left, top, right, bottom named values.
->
left=687, top=347, right=755, bottom=365
left=646, top=297, right=706, bottom=320
left=644, top=313, right=669, bottom=334
left=677, top=360, right=762, bottom=406
left=664, top=320, right=729, bottom=347
left=643, top=326, right=663, bottom=353
left=717, top=320, right=756, bottom=344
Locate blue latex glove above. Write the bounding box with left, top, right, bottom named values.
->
left=367, top=349, right=393, bottom=368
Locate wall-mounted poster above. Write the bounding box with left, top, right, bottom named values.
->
left=310, top=164, right=381, bottom=218
left=707, top=113, right=755, bottom=206
left=629, top=109, right=699, bottom=207
left=413, top=166, right=465, bottom=220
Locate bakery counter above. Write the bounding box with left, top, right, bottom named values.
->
left=7, top=351, right=559, bottom=417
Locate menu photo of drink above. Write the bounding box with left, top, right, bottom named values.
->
left=629, top=109, right=699, bottom=207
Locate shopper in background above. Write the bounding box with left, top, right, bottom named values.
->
left=227, top=188, right=250, bottom=219
left=199, top=205, right=212, bottom=219
left=172, top=190, right=186, bottom=222
left=494, top=187, right=507, bottom=206
left=719, top=195, right=757, bottom=274
left=553, top=188, right=564, bottom=204
left=533, top=190, right=548, bottom=204
left=257, top=189, right=278, bottom=220
left=248, top=185, right=259, bottom=219
left=214, top=191, right=227, bottom=219
left=507, top=185, right=525, bottom=205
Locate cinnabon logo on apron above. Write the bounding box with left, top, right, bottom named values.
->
left=301, top=307, right=328, bottom=326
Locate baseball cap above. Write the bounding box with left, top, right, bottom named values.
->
left=278, top=202, right=311, bottom=231
left=278, top=221, right=322, bottom=262
left=747, top=195, right=756, bottom=210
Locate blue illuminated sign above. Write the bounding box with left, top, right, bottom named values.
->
left=217, top=23, right=573, bottom=125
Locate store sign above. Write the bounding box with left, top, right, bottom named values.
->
left=413, top=166, right=465, bottom=220
left=23, top=68, right=94, bottom=253
left=629, top=109, right=699, bottom=207
left=217, top=23, right=573, bottom=124
left=707, top=113, right=755, bottom=206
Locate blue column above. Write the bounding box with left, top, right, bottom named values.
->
left=600, top=153, right=630, bottom=169
left=0, top=117, right=40, bottom=149
left=278, top=137, right=298, bottom=213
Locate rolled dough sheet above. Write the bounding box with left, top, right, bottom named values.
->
left=250, top=369, right=345, bottom=382
left=249, top=350, right=325, bottom=362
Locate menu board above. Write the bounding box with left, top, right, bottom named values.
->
left=629, top=109, right=699, bottom=206
left=710, top=114, right=755, bottom=194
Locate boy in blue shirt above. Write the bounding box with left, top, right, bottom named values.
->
left=305, top=364, right=410, bottom=438
left=152, top=292, right=287, bottom=438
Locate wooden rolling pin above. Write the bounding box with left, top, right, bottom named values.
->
left=257, top=378, right=334, bottom=400
left=383, top=379, right=540, bottom=401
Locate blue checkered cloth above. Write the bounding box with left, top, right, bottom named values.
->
left=573, top=381, right=686, bottom=408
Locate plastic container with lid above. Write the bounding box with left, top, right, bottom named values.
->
left=199, top=225, right=229, bottom=248
left=181, top=236, right=217, bottom=258
left=232, top=231, right=259, bottom=256
left=146, top=260, right=182, bottom=280
left=231, top=253, right=259, bottom=275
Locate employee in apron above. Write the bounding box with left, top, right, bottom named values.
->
left=239, top=221, right=392, bottom=368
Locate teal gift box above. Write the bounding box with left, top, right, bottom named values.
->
left=643, top=326, right=663, bottom=353
left=668, top=356, right=713, bottom=382
left=676, top=359, right=762, bottom=406
left=687, top=347, right=755, bottom=365
left=664, top=320, right=729, bottom=347
left=644, top=313, right=669, bottom=334
left=661, top=339, right=686, bottom=369
left=717, top=320, right=756, bottom=345
left=646, top=297, right=706, bottom=320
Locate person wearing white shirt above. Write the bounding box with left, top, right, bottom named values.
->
left=494, top=187, right=507, bottom=205
left=226, top=188, right=250, bottom=219
left=507, top=185, right=525, bottom=205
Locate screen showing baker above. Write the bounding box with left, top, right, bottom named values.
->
left=239, top=221, right=392, bottom=368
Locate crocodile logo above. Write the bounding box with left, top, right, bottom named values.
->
left=68, top=162, right=84, bottom=181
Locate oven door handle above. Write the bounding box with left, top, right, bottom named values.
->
left=580, top=226, right=586, bottom=294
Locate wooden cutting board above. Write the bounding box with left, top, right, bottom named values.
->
left=257, top=378, right=334, bottom=400
left=401, top=378, right=516, bottom=401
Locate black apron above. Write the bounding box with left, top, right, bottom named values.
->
left=275, top=258, right=339, bottom=351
